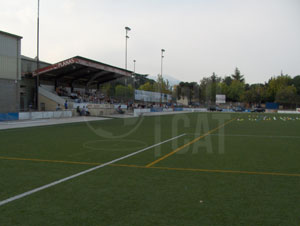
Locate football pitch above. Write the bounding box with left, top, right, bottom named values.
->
left=0, top=112, right=300, bottom=225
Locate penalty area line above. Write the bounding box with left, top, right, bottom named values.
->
left=0, top=133, right=186, bottom=207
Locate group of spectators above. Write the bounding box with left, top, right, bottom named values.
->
left=54, top=86, right=176, bottom=115
left=55, top=87, right=69, bottom=97
left=56, top=87, right=122, bottom=105
left=76, top=106, right=90, bottom=116
left=56, top=100, right=69, bottom=111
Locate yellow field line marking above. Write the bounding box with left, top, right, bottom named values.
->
left=111, top=164, right=300, bottom=177
left=1, top=156, right=300, bottom=177
left=0, top=156, right=141, bottom=169
left=0, top=156, right=143, bottom=169
left=148, top=166, right=300, bottom=177
left=111, top=163, right=147, bottom=168
left=0, top=156, right=100, bottom=166
left=145, top=118, right=236, bottom=168
left=115, top=164, right=300, bottom=177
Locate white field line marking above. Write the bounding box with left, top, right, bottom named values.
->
left=187, top=133, right=300, bottom=139
left=209, top=134, right=300, bottom=139
left=0, top=133, right=186, bottom=207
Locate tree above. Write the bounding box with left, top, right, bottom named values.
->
left=154, top=74, right=172, bottom=94
left=231, top=67, right=245, bottom=82
left=218, top=82, right=229, bottom=95
left=242, top=84, right=266, bottom=104
left=175, top=82, right=200, bottom=104
left=266, top=75, right=292, bottom=102
left=133, top=74, right=155, bottom=89
left=115, top=85, right=134, bottom=100
left=102, top=83, right=114, bottom=97
left=172, top=85, right=181, bottom=100
left=199, top=73, right=222, bottom=103
left=275, top=86, right=297, bottom=105
left=223, top=76, right=233, bottom=86
left=292, top=75, right=300, bottom=95
left=138, top=82, right=154, bottom=92
left=227, top=80, right=245, bottom=102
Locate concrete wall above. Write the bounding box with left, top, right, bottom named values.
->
left=88, top=108, right=115, bottom=116
left=86, top=104, right=115, bottom=116
left=134, top=109, right=151, bottom=116
left=38, top=86, right=69, bottom=111
left=278, top=110, right=300, bottom=114
left=19, top=111, right=73, bottom=120
left=0, top=78, right=19, bottom=113
left=39, top=93, right=59, bottom=111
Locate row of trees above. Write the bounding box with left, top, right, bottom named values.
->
left=137, top=75, right=172, bottom=94
left=99, top=67, right=300, bottom=107
left=174, top=68, right=300, bottom=107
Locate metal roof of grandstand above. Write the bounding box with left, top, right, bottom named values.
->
left=21, top=55, right=51, bottom=65
left=0, top=30, right=23, bottom=39
left=33, top=56, right=133, bottom=85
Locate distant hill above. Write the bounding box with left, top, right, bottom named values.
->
left=148, top=74, right=181, bottom=86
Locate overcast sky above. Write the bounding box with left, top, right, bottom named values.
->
left=1, top=0, right=300, bottom=84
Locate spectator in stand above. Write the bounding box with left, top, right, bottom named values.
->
left=117, top=105, right=124, bottom=114
left=85, top=106, right=90, bottom=116
left=64, top=100, right=68, bottom=110
left=29, top=103, right=33, bottom=111
left=56, top=104, right=61, bottom=111
left=80, top=106, right=90, bottom=116
left=81, top=106, right=86, bottom=116
left=56, top=87, right=61, bottom=96
left=76, top=106, right=81, bottom=116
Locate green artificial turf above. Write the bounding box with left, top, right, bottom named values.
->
left=0, top=112, right=300, bottom=225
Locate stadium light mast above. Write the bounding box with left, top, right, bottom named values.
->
left=133, top=59, right=136, bottom=73
left=36, top=0, right=40, bottom=110
left=160, top=49, right=165, bottom=104
left=125, top=26, right=131, bottom=70
left=161, top=49, right=165, bottom=78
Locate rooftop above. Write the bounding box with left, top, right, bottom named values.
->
left=0, top=30, right=22, bottom=39
left=33, top=56, right=133, bottom=86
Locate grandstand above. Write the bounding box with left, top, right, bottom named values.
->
left=31, top=56, right=135, bottom=116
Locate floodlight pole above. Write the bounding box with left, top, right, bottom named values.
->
left=161, top=49, right=165, bottom=78
left=125, top=26, right=131, bottom=87
left=133, top=60, right=136, bottom=73
left=160, top=49, right=165, bottom=105
left=36, top=0, right=40, bottom=111
left=125, top=26, right=131, bottom=70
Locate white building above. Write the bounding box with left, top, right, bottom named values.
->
left=0, top=30, right=22, bottom=113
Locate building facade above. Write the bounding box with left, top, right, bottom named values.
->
left=0, top=30, right=22, bottom=113
left=20, top=55, right=51, bottom=111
